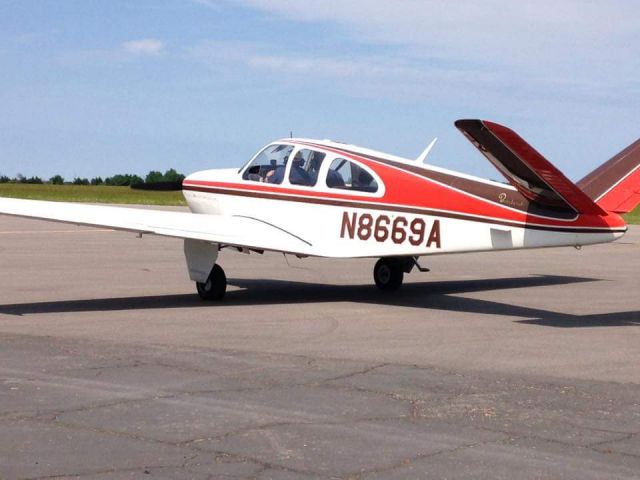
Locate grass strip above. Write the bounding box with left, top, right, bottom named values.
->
left=0, top=184, right=186, bottom=206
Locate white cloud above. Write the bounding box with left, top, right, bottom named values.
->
left=217, top=0, right=640, bottom=89
left=57, top=39, right=166, bottom=65
left=15, top=30, right=58, bottom=45
left=192, top=0, right=221, bottom=8
left=188, top=38, right=632, bottom=110
left=122, top=38, right=164, bottom=56
left=225, top=0, right=638, bottom=59
left=187, top=0, right=640, bottom=122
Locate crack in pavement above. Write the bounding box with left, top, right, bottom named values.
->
left=21, top=454, right=198, bottom=480
left=3, top=337, right=640, bottom=479
left=316, top=363, right=389, bottom=384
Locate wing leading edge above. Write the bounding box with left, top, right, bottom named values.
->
left=0, top=197, right=314, bottom=256
left=455, top=119, right=606, bottom=216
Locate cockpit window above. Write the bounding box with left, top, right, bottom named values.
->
left=288, top=149, right=326, bottom=187
left=242, top=144, right=294, bottom=184
left=326, top=158, right=378, bottom=193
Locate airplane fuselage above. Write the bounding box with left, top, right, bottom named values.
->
left=182, top=139, right=626, bottom=259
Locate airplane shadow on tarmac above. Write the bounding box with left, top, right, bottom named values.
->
left=1, top=274, right=639, bottom=328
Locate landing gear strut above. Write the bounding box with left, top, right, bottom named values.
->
left=373, top=257, right=429, bottom=292
left=196, top=264, right=227, bottom=300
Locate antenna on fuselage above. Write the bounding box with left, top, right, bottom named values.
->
left=415, top=137, right=438, bottom=164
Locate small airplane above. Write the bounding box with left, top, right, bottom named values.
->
left=1, top=119, right=639, bottom=300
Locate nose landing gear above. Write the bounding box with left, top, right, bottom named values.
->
left=196, top=264, right=227, bottom=300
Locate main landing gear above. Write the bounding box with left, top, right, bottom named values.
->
left=194, top=257, right=427, bottom=300
left=196, top=264, right=227, bottom=300
left=373, top=257, right=429, bottom=292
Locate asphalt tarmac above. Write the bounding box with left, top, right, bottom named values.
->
left=1, top=213, right=639, bottom=479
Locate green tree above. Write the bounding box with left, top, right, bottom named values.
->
left=72, top=177, right=90, bottom=185
left=163, top=168, right=185, bottom=183
left=129, top=174, right=143, bottom=186
left=145, top=170, right=164, bottom=184
left=109, top=174, right=129, bottom=186
left=105, top=174, right=143, bottom=186
left=90, top=177, right=104, bottom=185
left=50, top=175, right=65, bottom=185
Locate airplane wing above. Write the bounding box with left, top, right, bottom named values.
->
left=455, top=119, right=606, bottom=215
left=0, top=197, right=314, bottom=255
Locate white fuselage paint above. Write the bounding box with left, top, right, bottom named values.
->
left=183, top=176, right=624, bottom=259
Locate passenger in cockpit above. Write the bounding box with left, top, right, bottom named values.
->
left=308, top=157, right=322, bottom=186
left=288, top=153, right=311, bottom=185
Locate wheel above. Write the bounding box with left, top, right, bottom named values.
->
left=373, top=258, right=404, bottom=291
left=196, top=264, right=227, bottom=300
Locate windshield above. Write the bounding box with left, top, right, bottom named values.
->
left=242, top=144, right=294, bottom=184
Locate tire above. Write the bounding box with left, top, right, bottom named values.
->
left=196, top=264, right=227, bottom=301
left=373, top=258, right=404, bottom=291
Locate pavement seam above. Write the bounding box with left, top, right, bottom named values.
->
left=184, top=447, right=322, bottom=479
left=347, top=435, right=519, bottom=478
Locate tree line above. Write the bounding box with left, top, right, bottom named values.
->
left=0, top=169, right=185, bottom=187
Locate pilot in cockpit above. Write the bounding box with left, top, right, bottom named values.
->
left=264, top=155, right=288, bottom=183
left=266, top=152, right=310, bottom=185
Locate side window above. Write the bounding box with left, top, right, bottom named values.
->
left=288, top=149, right=326, bottom=187
left=242, top=144, right=294, bottom=184
left=326, top=158, right=378, bottom=193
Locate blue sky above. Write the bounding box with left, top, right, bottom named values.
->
left=1, top=0, right=639, bottom=181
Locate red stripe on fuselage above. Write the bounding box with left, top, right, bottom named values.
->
left=183, top=184, right=623, bottom=234
left=182, top=180, right=624, bottom=233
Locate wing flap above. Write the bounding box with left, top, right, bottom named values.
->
left=0, top=197, right=313, bottom=255
left=455, top=119, right=606, bottom=215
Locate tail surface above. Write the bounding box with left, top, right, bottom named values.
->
left=455, top=119, right=606, bottom=216
left=577, top=139, right=640, bottom=214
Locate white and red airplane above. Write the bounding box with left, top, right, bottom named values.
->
left=1, top=119, right=639, bottom=300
